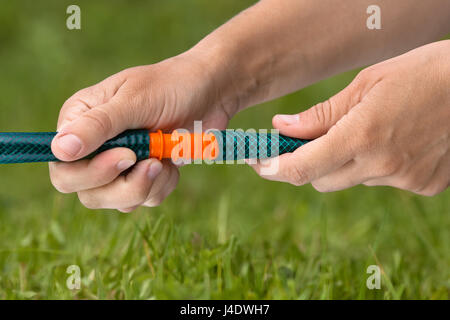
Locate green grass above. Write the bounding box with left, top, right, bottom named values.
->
left=0, top=1, right=449, bottom=300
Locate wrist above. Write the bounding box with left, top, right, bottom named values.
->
left=186, top=29, right=274, bottom=115
left=183, top=40, right=242, bottom=117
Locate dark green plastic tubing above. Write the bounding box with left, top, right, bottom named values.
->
left=213, top=130, right=309, bottom=161
left=0, top=130, right=150, bottom=164
left=0, top=130, right=309, bottom=164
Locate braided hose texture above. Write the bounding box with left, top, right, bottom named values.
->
left=214, top=130, right=309, bottom=161
left=0, top=130, right=149, bottom=164
left=0, top=130, right=309, bottom=164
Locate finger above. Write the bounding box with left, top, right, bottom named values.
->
left=52, top=98, right=131, bottom=162
left=118, top=206, right=139, bottom=213
left=272, top=65, right=385, bottom=140
left=56, top=95, right=91, bottom=131
left=77, top=159, right=163, bottom=210
left=143, top=161, right=179, bottom=207
left=272, top=78, right=363, bottom=139
left=49, top=148, right=137, bottom=194
left=364, top=148, right=450, bottom=196
left=118, top=161, right=179, bottom=212
left=248, top=118, right=357, bottom=186
left=417, top=155, right=450, bottom=196
left=51, top=76, right=136, bottom=162
left=310, top=159, right=371, bottom=192
left=57, top=75, right=128, bottom=130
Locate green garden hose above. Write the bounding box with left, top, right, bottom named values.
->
left=0, top=130, right=309, bottom=164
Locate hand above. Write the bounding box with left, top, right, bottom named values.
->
left=49, top=51, right=233, bottom=212
left=249, top=40, right=450, bottom=196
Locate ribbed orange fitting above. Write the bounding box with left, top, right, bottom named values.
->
left=149, top=130, right=218, bottom=161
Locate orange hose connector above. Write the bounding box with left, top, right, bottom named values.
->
left=149, top=130, right=219, bottom=161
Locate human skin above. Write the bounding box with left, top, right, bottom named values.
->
left=249, top=40, right=450, bottom=196
left=49, top=0, right=450, bottom=211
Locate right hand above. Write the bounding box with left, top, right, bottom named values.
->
left=49, top=51, right=233, bottom=212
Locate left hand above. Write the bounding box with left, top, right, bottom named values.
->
left=249, top=40, right=450, bottom=196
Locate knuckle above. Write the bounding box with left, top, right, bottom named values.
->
left=375, top=156, right=402, bottom=177
left=288, top=165, right=310, bottom=186
left=400, top=172, right=428, bottom=192
left=77, top=192, right=100, bottom=210
left=354, top=121, right=377, bottom=153
left=354, top=70, right=368, bottom=84
left=119, top=66, right=139, bottom=76
left=89, top=163, right=114, bottom=184
left=355, top=66, right=376, bottom=83
left=363, top=180, right=377, bottom=187
left=396, top=177, right=420, bottom=193
left=416, top=189, right=438, bottom=197
left=82, top=107, right=114, bottom=135
left=127, top=187, right=149, bottom=205
left=312, top=99, right=332, bottom=128
left=52, top=181, right=73, bottom=194
left=145, top=195, right=164, bottom=207
left=89, top=85, right=107, bottom=103
left=50, top=171, right=73, bottom=194
left=416, top=182, right=447, bottom=197
left=311, top=181, right=332, bottom=193
left=71, top=87, right=92, bottom=101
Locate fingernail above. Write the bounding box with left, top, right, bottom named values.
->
left=276, top=114, right=299, bottom=125
left=56, top=134, right=82, bottom=157
left=147, top=161, right=163, bottom=180
left=117, top=159, right=135, bottom=171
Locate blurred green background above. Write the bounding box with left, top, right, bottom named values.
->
left=0, top=1, right=448, bottom=299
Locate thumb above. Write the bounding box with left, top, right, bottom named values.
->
left=273, top=78, right=362, bottom=139
left=52, top=98, right=133, bottom=161
left=248, top=114, right=357, bottom=187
